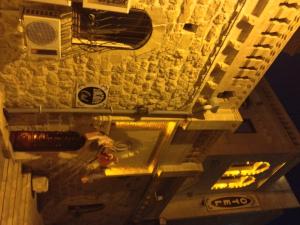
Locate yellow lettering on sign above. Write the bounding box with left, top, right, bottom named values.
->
left=211, top=176, right=256, bottom=190
left=211, top=161, right=271, bottom=190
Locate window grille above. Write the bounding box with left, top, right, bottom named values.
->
left=72, top=4, right=152, bottom=50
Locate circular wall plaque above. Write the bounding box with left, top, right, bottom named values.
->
left=77, top=86, right=107, bottom=106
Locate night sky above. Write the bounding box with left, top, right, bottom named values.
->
left=266, top=52, right=300, bottom=225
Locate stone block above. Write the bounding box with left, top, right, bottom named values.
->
left=201, top=42, right=212, bottom=56
left=191, top=5, right=207, bottom=24
left=178, top=32, right=194, bottom=49
left=178, top=0, right=196, bottom=22
left=32, top=176, right=49, bottom=193
left=147, top=7, right=168, bottom=25
left=206, top=25, right=218, bottom=42
left=205, top=0, right=222, bottom=21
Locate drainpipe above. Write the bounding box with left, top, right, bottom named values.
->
left=5, top=107, right=193, bottom=117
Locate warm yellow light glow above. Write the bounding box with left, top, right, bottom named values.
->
left=211, top=182, right=228, bottom=190
left=165, top=122, right=177, bottom=136
left=212, top=161, right=270, bottom=190
left=223, top=161, right=270, bottom=177
left=228, top=176, right=255, bottom=188
left=115, top=121, right=166, bottom=129
left=107, top=122, right=177, bottom=177
left=257, top=162, right=287, bottom=188
left=104, top=166, right=153, bottom=176
left=223, top=169, right=240, bottom=177
left=211, top=176, right=256, bottom=190
left=148, top=121, right=177, bottom=170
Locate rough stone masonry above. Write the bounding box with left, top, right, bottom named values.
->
left=0, top=0, right=239, bottom=111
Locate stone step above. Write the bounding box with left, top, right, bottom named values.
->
left=12, top=166, right=23, bottom=225
left=0, top=159, right=9, bottom=220
left=0, top=158, right=42, bottom=225
left=7, top=161, right=21, bottom=225
left=0, top=159, right=14, bottom=225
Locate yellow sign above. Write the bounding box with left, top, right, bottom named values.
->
left=211, top=161, right=271, bottom=190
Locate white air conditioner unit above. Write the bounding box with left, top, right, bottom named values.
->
left=24, top=0, right=72, bottom=6
left=23, top=7, right=72, bottom=58
left=83, top=0, right=131, bottom=14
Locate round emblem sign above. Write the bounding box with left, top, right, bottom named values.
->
left=77, top=86, right=106, bottom=106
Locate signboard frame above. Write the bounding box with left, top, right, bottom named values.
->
left=205, top=194, right=260, bottom=211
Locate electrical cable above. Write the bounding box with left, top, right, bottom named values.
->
left=70, top=6, right=152, bottom=55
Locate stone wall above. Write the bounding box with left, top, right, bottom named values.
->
left=0, top=0, right=240, bottom=110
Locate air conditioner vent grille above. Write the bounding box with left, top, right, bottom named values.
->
left=24, top=8, right=59, bottom=17
left=26, top=22, right=57, bottom=45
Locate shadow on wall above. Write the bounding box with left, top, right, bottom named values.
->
left=0, top=11, right=25, bottom=72
left=266, top=52, right=300, bottom=225
left=266, top=53, right=300, bottom=130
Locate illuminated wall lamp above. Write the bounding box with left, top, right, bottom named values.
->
left=114, top=121, right=166, bottom=129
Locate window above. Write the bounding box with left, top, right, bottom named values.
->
left=183, top=23, right=198, bottom=32
left=72, top=3, right=152, bottom=50
left=217, top=91, right=235, bottom=99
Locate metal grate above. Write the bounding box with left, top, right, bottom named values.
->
left=97, top=0, right=128, bottom=6
left=72, top=4, right=152, bottom=50
left=26, top=21, right=57, bottom=45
